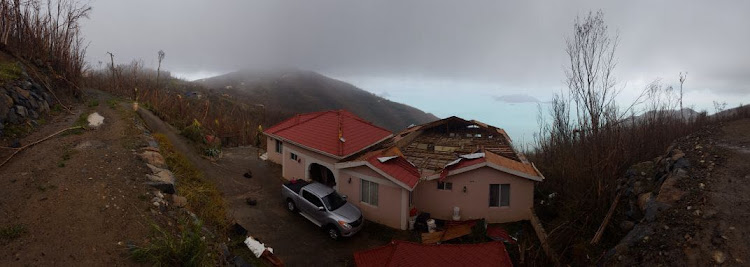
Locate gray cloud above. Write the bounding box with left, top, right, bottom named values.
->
left=493, top=94, right=541, bottom=104
left=81, top=0, right=750, bottom=96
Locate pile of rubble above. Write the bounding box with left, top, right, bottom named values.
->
left=607, top=125, right=727, bottom=265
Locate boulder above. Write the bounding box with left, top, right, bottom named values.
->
left=619, top=220, right=635, bottom=232
left=0, top=93, right=12, bottom=121
left=638, top=192, right=652, bottom=211
left=139, top=151, right=166, bottom=168
left=6, top=108, right=18, bottom=123
left=656, top=169, right=687, bottom=204
left=146, top=169, right=176, bottom=194
left=11, top=86, right=30, bottom=103
left=670, top=149, right=685, bottom=161
left=14, top=105, right=27, bottom=118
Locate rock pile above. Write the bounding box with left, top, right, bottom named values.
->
left=0, top=64, right=55, bottom=135
left=609, top=145, right=693, bottom=257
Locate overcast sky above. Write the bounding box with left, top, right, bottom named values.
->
left=82, top=0, right=750, bottom=142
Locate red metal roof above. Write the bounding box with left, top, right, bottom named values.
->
left=264, top=110, right=393, bottom=158
left=367, top=154, right=421, bottom=189
left=354, top=240, right=513, bottom=267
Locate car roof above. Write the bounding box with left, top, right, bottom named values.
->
left=304, top=182, right=335, bottom=197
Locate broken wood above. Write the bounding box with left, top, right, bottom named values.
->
left=530, top=208, right=561, bottom=266
left=590, top=190, right=623, bottom=245
left=420, top=223, right=472, bottom=244
left=0, top=126, right=83, bottom=168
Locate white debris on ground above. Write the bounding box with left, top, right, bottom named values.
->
left=87, top=112, right=104, bottom=127
left=244, top=236, right=273, bottom=258
left=259, top=152, right=268, bottom=161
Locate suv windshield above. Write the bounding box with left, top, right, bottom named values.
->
left=322, top=192, right=347, bottom=211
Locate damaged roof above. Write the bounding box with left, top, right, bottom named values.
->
left=353, top=240, right=513, bottom=267
left=393, top=116, right=528, bottom=172
left=264, top=110, right=393, bottom=159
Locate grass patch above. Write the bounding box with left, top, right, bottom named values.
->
left=87, top=100, right=100, bottom=107
left=0, top=224, right=27, bottom=241
left=107, top=98, right=119, bottom=109
left=131, top=219, right=210, bottom=266
left=153, top=133, right=228, bottom=230
left=0, top=61, right=22, bottom=83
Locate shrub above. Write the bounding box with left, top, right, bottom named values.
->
left=130, top=219, right=209, bottom=267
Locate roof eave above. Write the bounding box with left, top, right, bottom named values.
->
left=424, top=162, right=543, bottom=182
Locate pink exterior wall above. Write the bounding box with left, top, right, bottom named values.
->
left=338, top=166, right=408, bottom=230
left=414, top=166, right=534, bottom=223
left=266, top=137, right=282, bottom=164
left=279, top=142, right=339, bottom=185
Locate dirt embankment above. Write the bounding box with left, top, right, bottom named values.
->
left=610, top=118, right=750, bottom=266
left=0, top=90, right=170, bottom=266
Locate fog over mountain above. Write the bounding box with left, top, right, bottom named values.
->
left=81, top=0, right=750, bottom=141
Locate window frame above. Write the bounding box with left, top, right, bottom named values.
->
left=275, top=139, right=283, bottom=153
left=437, top=181, right=453, bottom=191
left=489, top=184, right=510, bottom=207
left=360, top=179, right=379, bottom=206
left=290, top=152, right=298, bottom=161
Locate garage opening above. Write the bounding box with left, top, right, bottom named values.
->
left=309, top=163, right=336, bottom=188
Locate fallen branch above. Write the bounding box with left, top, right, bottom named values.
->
left=590, top=190, right=623, bottom=245
left=0, top=126, right=84, bottom=168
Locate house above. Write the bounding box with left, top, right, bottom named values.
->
left=263, top=110, right=393, bottom=187
left=264, top=110, right=544, bottom=230
left=353, top=240, right=513, bottom=267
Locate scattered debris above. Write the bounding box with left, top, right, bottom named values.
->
left=87, top=112, right=104, bottom=128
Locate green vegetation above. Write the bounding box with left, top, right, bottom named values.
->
left=154, top=133, right=228, bottom=230
left=87, top=100, right=100, bottom=107
left=130, top=219, right=210, bottom=266
left=0, top=224, right=27, bottom=241
left=0, top=61, right=22, bottom=83
left=130, top=133, right=229, bottom=266
left=180, top=119, right=205, bottom=144
left=58, top=147, right=76, bottom=167
left=107, top=98, right=119, bottom=109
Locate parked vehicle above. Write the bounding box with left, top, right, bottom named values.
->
left=281, top=180, right=364, bottom=240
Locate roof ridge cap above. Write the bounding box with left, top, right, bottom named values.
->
left=267, top=110, right=331, bottom=134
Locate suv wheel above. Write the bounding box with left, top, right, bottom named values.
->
left=327, top=226, right=340, bottom=240
left=286, top=199, right=297, bottom=212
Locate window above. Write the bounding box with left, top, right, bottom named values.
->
left=437, top=181, right=453, bottom=191
left=409, top=191, right=414, bottom=206
left=489, top=184, right=510, bottom=207
left=360, top=179, right=379, bottom=206
left=302, top=191, right=324, bottom=208
left=290, top=152, right=298, bottom=161
left=275, top=140, right=282, bottom=153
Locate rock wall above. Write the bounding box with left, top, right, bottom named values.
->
left=0, top=65, right=55, bottom=136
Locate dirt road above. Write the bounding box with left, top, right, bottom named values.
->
left=0, top=90, right=155, bottom=266
left=137, top=106, right=393, bottom=266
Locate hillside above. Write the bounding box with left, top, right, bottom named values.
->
left=196, top=70, right=438, bottom=132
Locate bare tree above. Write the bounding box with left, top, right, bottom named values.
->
left=106, top=51, right=116, bottom=90
left=156, top=50, right=165, bottom=88
left=679, top=72, right=687, bottom=118
left=564, top=10, right=619, bottom=136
